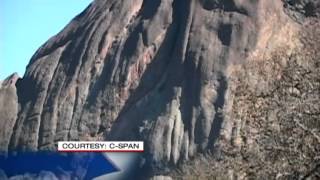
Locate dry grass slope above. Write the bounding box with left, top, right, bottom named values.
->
left=169, top=20, right=320, bottom=180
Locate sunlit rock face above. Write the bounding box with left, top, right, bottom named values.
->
left=0, top=73, right=19, bottom=154
left=1, top=0, right=318, bottom=179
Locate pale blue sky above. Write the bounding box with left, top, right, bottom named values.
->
left=0, top=0, right=92, bottom=80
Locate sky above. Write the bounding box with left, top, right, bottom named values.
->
left=0, top=0, right=93, bottom=80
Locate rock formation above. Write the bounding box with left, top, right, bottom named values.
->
left=0, top=0, right=319, bottom=179
left=0, top=73, right=19, bottom=154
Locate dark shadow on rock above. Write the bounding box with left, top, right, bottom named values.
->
left=218, top=24, right=232, bottom=46
left=208, top=74, right=227, bottom=149
left=141, top=0, right=162, bottom=19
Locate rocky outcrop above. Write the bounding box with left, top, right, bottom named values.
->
left=0, top=0, right=318, bottom=179
left=0, top=73, right=19, bottom=155
left=169, top=21, right=320, bottom=179
left=284, top=0, right=320, bottom=22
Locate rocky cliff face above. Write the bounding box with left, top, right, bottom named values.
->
left=0, top=0, right=319, bottom=179
left=0, top=73, right=19, bottom=155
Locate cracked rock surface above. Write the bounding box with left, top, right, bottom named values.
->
left=0, top=0, right=319, bottom=179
